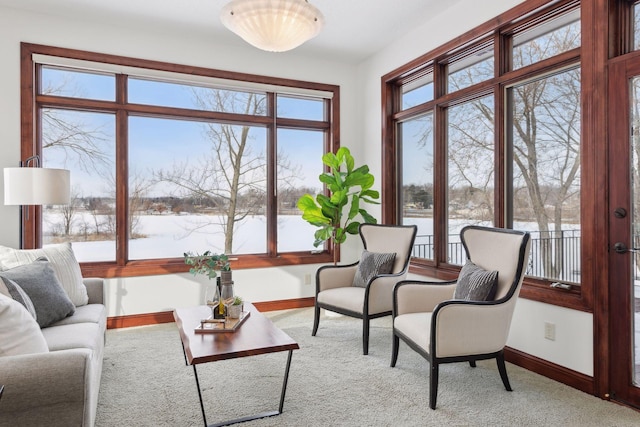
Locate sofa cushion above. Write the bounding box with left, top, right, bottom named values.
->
left=454, top=260, right=499, bottom=301
left=352, top=250, right=396, bottom=288
left=0, top=258, right=76, bottom=328
left=0, top=293, right=49, bottom=356
left=0, top=276, right=37, bottom=319
left=42, top=322, right=103, bottom=354
left=51, top=304, right=107, bottom=332
left=0, top=242, right=88, bottom=306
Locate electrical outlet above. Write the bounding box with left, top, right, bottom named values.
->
left=304, top=273, right=312, bottom=285
left=544, top=322, right=556, bottom=341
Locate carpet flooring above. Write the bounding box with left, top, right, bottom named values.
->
left=95, top=308, right=640, bottom=426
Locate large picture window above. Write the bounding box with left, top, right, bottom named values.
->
left=382, top=0, right=584, bottom=309
left=22, top=44, right=338, bottom=276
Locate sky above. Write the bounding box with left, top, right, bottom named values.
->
left=41, top=66, right=327, bottom=197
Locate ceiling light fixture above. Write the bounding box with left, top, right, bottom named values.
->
left=220, top=0, right=324, bottom=52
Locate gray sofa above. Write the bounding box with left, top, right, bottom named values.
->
left=0, top=278, right=107, bottom=427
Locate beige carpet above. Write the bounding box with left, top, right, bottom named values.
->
left=96, top=308, right=640, bottom=426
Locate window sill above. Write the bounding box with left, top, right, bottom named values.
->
left=79, top=251, right=335, bottom=279
left=408, top=263, right=590, bottom=312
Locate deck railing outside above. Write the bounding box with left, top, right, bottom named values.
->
left=412, top=229, right=581, bottom=284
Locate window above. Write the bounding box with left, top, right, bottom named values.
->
left=382, top=0, right=584, bottom=310
left=512, top=8, right=580, bottom=70
left=276, top=128, right=325, bottom=252
left=447, top=95, right=495, bottom=265
left=632, top=1, right=640, bottom=51
left=23, top=44, right=338, bottom=276
left=41, top=66, right=115, bottom=101
left=508, top=67, right=581, bottom=284
left=401, top=71, right=434, bottom=110
left=400, top=113, right=434, bottom=259
left=447, top=43, right=494, bottom=93
left=41, top=109, right=116, bottom=262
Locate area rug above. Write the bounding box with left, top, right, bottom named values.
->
left=96, top=308, right=640, bottom=426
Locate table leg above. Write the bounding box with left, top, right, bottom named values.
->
left=181, top=340, right=188, bottom=366
left=192, top=365, right=208, bottom=427
left=278, top=349, right=294, bottom=413
left=192, top=349, right=295, bottom=427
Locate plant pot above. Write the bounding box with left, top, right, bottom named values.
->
left=227, top=304, right=243, bottom=319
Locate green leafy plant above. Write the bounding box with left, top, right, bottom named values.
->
left=297, top=146, right=380, bottom=264
left=232, top=296, right=243, bottom=306
left=183, top=251, right=230, bottom=280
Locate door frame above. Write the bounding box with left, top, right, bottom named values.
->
left=607, top=49, right=640, bottom=408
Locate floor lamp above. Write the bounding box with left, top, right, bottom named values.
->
left=3, top=155, right=70, bottom=249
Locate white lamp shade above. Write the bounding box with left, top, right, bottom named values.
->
left=221, top=0, right=324, bottom=52
left=4, top=167, right=70, bottom=205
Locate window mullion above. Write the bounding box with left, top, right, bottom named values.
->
left=115, top=75, right=128, bottom=266
left=267, top=93, right=277, bottom=257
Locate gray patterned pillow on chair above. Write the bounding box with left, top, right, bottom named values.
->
left=454, top=260, right=499, bottom=301
left=352, top=250, right=396, bottom=288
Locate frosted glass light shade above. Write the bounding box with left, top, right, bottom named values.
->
left=4, top=167, right=70, bottom=205
left=220, top=0, right=324, bottom=52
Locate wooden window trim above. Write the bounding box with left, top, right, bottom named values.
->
left=20, top=42, right=339, bottom=277
left=382, top=0, right=593, bottom=313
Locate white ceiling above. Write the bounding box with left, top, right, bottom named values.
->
left=0, top=0, right=461, bottom=63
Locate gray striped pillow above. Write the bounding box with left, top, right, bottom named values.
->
left=352, top=250, right=396, bottom=288
left=454, top=260, right=499, bottom=301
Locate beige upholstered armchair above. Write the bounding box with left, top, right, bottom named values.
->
left=312, top=223, right=417, bottom=355
left=391, top=225, right=531, bottom=409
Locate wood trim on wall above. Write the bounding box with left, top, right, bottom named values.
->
left=106, top=297, right=315, bottom=329
left=582, top=0, right=610, bottom=401
left=505, top=346, right=595, bottom=396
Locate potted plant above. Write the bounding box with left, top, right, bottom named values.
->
left=227, top=295, right=244, bottom=318
left=185, top=251, right=234, bottom=318
left=297, top=146, right=380, bottom=264
left=183, top=251, right=231, bottom=281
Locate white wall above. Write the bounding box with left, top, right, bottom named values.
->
left=0, top=6, right=362, bottom=315
left=356, top=0, right=593, bottom=376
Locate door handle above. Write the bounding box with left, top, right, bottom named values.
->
left=614, top=242, right=640, bottom=253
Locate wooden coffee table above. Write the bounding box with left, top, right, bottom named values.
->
left=174, top=302, right=299, bottom=427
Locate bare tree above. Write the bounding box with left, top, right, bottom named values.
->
left=511, top=69, right=580, bottom=279
left=41, top=77, right=110, bottom=172
left=155, top=90, right=266, bottom=253
left=86, top=197, right=110, bottom=237
left=155, top=88, right=304, bottom=253
left=40, top=77, right=114, bottom=245
left=59, top=190, right=82, bottom=237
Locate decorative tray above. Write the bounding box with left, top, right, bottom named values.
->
left=194, top=311, right=250, bottom=333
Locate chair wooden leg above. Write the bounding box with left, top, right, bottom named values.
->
left=312, top=304, right=320, bottom=336
left=496, top=352, right=512, bottom=391
left=390, top=333, right=399, bottom=367
left=362, top=316, right=370, bottom=355
left=429, top=360, right=439, bottom=410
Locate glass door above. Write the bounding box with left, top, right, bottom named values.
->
left=609, top=52, right=640, bottom=408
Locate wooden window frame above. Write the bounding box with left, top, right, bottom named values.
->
left=381, top=0, right=599, bottom=312
left=20, top=43, right=339, bottom=278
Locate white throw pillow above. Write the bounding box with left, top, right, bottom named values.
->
left=0, top=293, right=49, bottom=356
left=0, top=243, right=88, bottom=306
left=0, top=276, right=37, bottom=320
